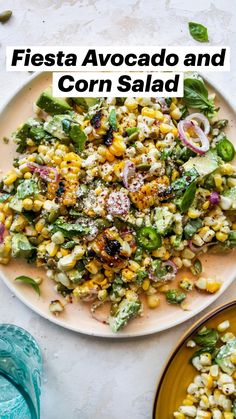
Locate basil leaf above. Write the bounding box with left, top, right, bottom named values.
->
left=69, top=124, right=87, bottom=154
left=15, top=275, right=40, bottom=296
left=177, top=181, right=197, bottom=213
left=189, top=22, right=208, bottom=43
left=184, top=77, right=215, bottom=117
left=194, top=328, right=219, bottom=347
left=109, top=109, right=117, bottom=130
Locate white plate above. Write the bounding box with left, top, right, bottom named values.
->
left=0, top=72, right=235, bottom=337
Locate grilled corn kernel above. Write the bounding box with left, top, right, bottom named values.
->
left=129, top=260, right=140, bottom=272
left=35, top=219, right=45, bottom=233
left=216, top=231, right=228, bottom=242
left=86, top=260, right=100, bottom=275
left=108, top=135, right=126, bottom=156
left=121, top=268, right=136, bottom=282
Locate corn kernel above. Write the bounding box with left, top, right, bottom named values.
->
left=170, top=108, right=182, bottom=120
left=159, top=123, right=173, bottom=134
left=147, top=294, right=160, bottom=309
left=142, top=279, right=150, bottom=291
left=173, top=413, right=185, bottom=419
left=141, top=107, right=156, bottom=118
left=203, top=201, right=210, bottom=210
left=188, top=208, right=201, bottom=219
left=22, top=198, right=33, bottom=211
left=217, top=320, right=230, bottom=332
left=3, top=171, right=18, bottom=186
left=214, top=173, right=223, bottom=190
left=206, top=278, right=221, bottom=293
left=182, top=398, right=193, bottom=406
left=216, top=231, right=228, bottom=242
left=0, top=213, right=5, bottom=223
left=24, top=172, right=32, bottom=179
left=129, top=260, right=140, bottom=272
left=155, top=110, right=164, bottom=121
left=33, top=200, right=43, bottom=212
left=121, top=268, right=136, bottom=282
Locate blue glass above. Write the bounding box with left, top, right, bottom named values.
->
left=0, top=324, right=42, bottom=419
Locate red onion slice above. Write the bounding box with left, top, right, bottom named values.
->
left=186, top=113, right=210, bottom=135
left=163, top=260, right=178, bottom=275
left=209, top=191, right=220, bottom=205
left=189, top=240, right=203, bottom=253
left=0, top=222, right=5, bottom=243
left=27, top=163, right=59, bottom=183
left=106, top=191, right=130, bottom=215
left=178, top=120, right=209, bottom=155
left=123, top=161, right=144, bottom=192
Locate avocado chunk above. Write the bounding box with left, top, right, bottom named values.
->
left=183, top=150, right=219, bottom=177
left=44, top=115, right=70, bottom=140
left=72, top=98, right=99, bottom=112
left=11, top=233, right=33, bottom=258
left=9, top=197, right=23, bottom=213
left=154, top=207, right=174, bottom=235
left=36, top=88, right=72, bottom=115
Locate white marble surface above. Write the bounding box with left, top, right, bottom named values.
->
left=0, top=1, right=236, bottom=418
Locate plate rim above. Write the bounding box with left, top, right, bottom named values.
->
left=152, top=299, right=236, bottom=417
left=0, top=72, right=235, bottom=338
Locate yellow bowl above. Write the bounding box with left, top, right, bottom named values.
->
left=153, top=299, right=236, bottom=418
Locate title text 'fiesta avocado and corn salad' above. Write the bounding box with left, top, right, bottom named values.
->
left=173, top=320, right=236, bottom=418
left=0, top=74, right=236, bottom=332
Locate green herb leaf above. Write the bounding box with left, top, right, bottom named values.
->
left=184, top=76, right=215, bottom=118
left=191, top=258, right=202, bottom=276
left=15, top=276, right=40, bottom=296
left=177, top=181, right=197, bottom=213
left=188, top=22, right=209, bottom=43
left=194, top=327, right=219, bottom=347
left=69, top=124, right=87, bottom=154
left=109, top=109, right=117, bottom=130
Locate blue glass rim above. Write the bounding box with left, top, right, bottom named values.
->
left=0, top=324, right=43, bottom=419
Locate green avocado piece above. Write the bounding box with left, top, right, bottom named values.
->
left=72, top=98, right=99, bottom=111
left=154, top=207, right=174, bottom=235
left=36, top=88, right=72, bottom=115
left=183, top=150, right=219, bottom=177
left=9, top=197, right=23, bottom=213
left=44, top=115, right=70, bottom=140
left=11, top=233, right=33, bottom=258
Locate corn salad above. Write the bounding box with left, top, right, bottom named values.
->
left=0, top=76, right=236, bottom=331
left=173, top=321, right=236, bottom=418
